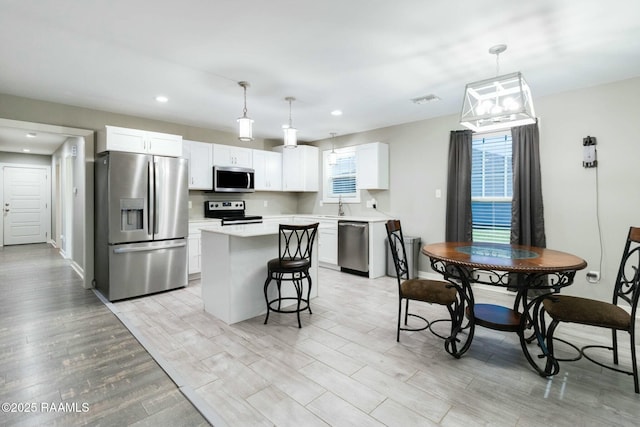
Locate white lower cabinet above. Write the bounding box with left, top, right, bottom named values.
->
left=188, top=221, right=220, bottom=276
left=318, top=221, right=338, bottom=268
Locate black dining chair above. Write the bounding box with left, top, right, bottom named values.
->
left=386, top=220, right=462, bottom=354
left=263, top=223, right=319, bottom=328
left=542, top=226, right=640, bottom=393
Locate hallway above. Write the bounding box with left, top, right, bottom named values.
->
left=0, top=244, right=208, bottom=426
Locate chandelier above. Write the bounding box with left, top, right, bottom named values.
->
left=460, top=45, right=536, bottom=132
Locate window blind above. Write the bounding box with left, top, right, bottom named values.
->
left=471, top=133, right=513, bottom=243
left=329, top=154, right=357, bottom=197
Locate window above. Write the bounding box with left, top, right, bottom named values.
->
left=471, top=132, right=512, bottom=243
left=322, top=147, right=360, bottom=203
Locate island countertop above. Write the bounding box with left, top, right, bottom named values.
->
left=200, top=221, right=319, bottom=238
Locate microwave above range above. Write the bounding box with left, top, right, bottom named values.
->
left=212, top=165, right=254, bottom=193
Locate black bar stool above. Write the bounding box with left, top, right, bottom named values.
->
left=263, top=223, right=319, bottom=328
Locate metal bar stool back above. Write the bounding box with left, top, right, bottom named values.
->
left=264, top=223, right=319, bottom=328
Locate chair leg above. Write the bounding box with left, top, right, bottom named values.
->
left=306, top=272, right=313, bottom=315
left=612, top=329, right=619, bottom=365
left=295, top=277, right=302, bottom=328
left=276, top=277, right=282, bottom=311
left=546, top=320, right=559, bottom=374
left=263, top=276, right=272, bottom=325
left=397, top=298, right=402, bottom=342
left=404, top=299, right=409, bottom=325
left=630, top=331, right=639, bottom=393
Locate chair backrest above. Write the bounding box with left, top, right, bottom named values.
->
left=386, top=220, right=409, bottom=283
left=278, top=223, right=319, bottom=262
left=613, top=227, right=640, bottom=322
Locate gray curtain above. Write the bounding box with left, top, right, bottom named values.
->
left=510, top=122, right=546, bottom=247
left=445, top=130, right=473, bottom=242
left=510, top=123, right=546, bottom=291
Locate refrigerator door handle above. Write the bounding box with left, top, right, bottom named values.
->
left=147, top=160, right=154, bottom=236
left=153, top=159, right=159, bottom=235
left=113, top=241, right=186, bottom=254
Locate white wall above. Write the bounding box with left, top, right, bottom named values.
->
left=302, top=76, right=640, bottom=302
left=51, top=136, right=86, bottom=271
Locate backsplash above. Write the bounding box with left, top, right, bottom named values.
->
left=188, top=191, right=299, bottom=219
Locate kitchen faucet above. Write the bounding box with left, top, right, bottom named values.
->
left=338, top=195, right=345, bottom=216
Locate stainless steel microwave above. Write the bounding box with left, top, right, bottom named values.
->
left=213, top=165, right=255, bottom=192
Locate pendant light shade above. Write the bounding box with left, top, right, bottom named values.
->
left=460, top=45, right=536, bottom=132
left=328, top=132, right=338, bottom=165
left=237, top=81, right=254, bottom=141
left=283, top=96, right=298, bottom=148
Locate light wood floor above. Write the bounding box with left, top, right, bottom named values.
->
left=110, top=267, right=640, bottom=426
left=0, top=244, right=209, bottom=426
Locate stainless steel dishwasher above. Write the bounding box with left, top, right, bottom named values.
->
left=338, top=221, right=369, bottom=275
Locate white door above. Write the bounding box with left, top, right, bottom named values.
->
left=3, top=166, right=50, bottom=245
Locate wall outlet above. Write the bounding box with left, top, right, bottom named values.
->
left=188, top=200, right=192, bottom=209
left=366, top=200, right=373, bottom=208
left=586, top=271, right=600, bottom=283
left=264, top=200, right=268, bottom=208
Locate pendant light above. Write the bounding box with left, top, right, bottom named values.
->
left=460, top=44, right=536, bottom=132
left=237, top=81, right=253, bottom=141
left=283, top=96, right=298, bottom=148
left=328, top=132, right=338, bottom=165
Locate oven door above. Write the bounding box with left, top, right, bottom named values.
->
left=213, top=166, right=255, bottom=192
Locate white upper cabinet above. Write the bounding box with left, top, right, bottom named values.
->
left=273, top=145, right=319, bottom=192
left=182, top=140, right=213, bottom=190
left=98, top=125, right=182, bottom=157
left=212, top=144, right=253, bottom=168
left=252, top=149, right=282, bottom=191
left=356, top=142, right=389, bottom=190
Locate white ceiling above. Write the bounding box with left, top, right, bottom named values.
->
left=1, top=0, right=639, bottom=153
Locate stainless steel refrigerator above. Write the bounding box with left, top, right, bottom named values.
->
left=94, top=151, right=189, bottom=301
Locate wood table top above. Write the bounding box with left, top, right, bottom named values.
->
left=422, top=242, right=587, bottom=273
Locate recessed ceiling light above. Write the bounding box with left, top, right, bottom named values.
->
left=26, top=132, right=37, bottom=138
left=330, top=110, right=343, bottom=116
left=155, top=95, right=169, bottom=103
left=23, top=148, right=31, bottom=152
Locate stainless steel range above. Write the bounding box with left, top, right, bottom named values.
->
left=204, top=200, right=263, bottom=225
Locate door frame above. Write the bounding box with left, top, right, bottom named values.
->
left=0, top=118, right=95, bottom=290
left=0, top=163, right=52, bottom=246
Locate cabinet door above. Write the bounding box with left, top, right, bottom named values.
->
left=213, top=144, right=252, bottom=168
left=189, top=141, right=213, bottom=190
left=318, top=228, right=338, bottom=265
left=147, top=131, right=182, bottom=157
left=254, top=150, right=282, bottom=191
left=281, top=146, right=303, bottom=191
left=252, top=150, right=268, bottom=190
left=274, top=145, right=318, bottom=192
left=356, top=142, right=389, bottom=190
left=105, top=126, right=147, bottom=153
left=265, top=151, right=282, bottom=191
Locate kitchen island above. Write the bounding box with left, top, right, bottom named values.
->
left=200, top=222, right=318, bottom=324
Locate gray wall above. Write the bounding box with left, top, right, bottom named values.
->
left=0, top=152, right=51, bottom=165
left=303, top=76, right=640, bottom=302
left=2, top=75, right=639, bottom=302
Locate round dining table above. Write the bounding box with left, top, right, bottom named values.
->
left=421, top=241, right=587, bottom=376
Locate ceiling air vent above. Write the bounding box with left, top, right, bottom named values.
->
left=411, top=94, right=441, bottom=104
